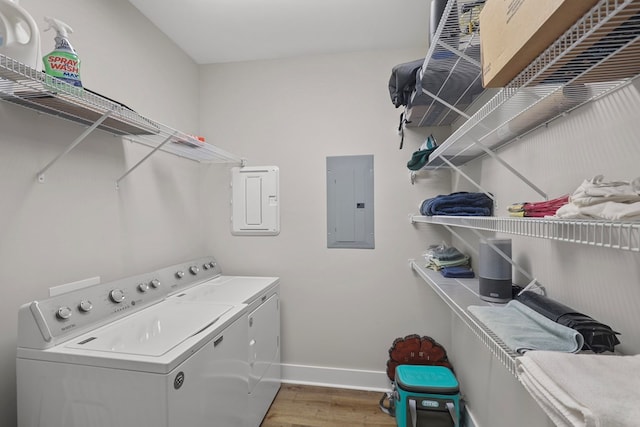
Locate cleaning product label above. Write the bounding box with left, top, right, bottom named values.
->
left=43, top=51, right=81, bottom=87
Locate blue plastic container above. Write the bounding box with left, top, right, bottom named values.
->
left=395, top=365, right=460, bottom=427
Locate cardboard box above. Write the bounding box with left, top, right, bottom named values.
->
left=480, top=0, right=599, bottom=87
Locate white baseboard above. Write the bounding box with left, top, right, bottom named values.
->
left=465, top=407, right=478, bottom=427
left=281, top=363, right=392, bottom=392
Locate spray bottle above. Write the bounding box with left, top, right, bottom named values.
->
left=0, top=0, right=42, bottom=70
left=42, top=16, right=82, bottom=87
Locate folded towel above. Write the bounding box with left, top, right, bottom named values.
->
left=516, top=351, right=640, bottom=427
left=441, top=266, right=475, bottom=278
left=432, top=256, right=470, bottom=268
left=507, top=195, right=569, bottom=217
left=570, top=175, right=640, bottom=207
left=428, top=245, right=467, bottom=262
left=555, top=200, right=640, bottom=220
left=523, top=195, right=569, bottom=217
left=468, top=301, right=584, bottom=354
left=420, top=192, right=493, bottom=216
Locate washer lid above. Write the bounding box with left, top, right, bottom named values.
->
left=64, top=300, right=234, bottom=357
left=174, top=276, right=279, bottom=304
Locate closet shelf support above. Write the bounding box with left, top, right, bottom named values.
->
left=471, top=139, right=548, bottom=200
left=443, top=225, right=479, bottom=257
left=37, top=108, right=116, bottom=183
left=421, top=87, right=472, bottom=121
left=436, top=39, right=481, bottom=69
left=438, top=156, right=496, bottom=202
left=116, top=131, right=178, bottom=190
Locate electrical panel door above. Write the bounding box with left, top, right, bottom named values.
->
left=231, top=166, right=279, bottom=235
left=326, top=155, right=374, bottom=249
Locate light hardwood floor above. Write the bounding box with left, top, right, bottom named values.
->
left=261, top=384, right=396, bottom=427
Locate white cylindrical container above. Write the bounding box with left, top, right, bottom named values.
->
left=478, top=238, right=512, bottom=303
left=0, top=0, right=42, bottom=70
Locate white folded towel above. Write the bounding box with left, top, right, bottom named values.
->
left=570, top=175, right=640, bottom=206
left=516, top=351, right=640, bottom=427
left=555, top=200, right=640, bottom=220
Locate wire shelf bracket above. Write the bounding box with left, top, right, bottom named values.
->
left=37, top=108, right=116, bottom=183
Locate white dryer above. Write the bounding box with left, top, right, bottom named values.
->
left=171, top=275, right=281, bottom=427
left=17, top=256, right=280, bottom=427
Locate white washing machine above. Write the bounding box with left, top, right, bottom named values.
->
left=17, top=256, right=280, bottom=427
left=172, top=275, right=281, bottom=426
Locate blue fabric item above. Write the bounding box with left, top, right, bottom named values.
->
left=429, top=246, right=467, bottom=262
left=441, top=266, right=475, bottom=278
left=468, top=301, right=585, bottom=354
left=420, top=192, right=493, bottom=216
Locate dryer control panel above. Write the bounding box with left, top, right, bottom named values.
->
left=17, top=256, right=223, bottom=349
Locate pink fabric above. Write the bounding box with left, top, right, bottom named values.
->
left=523, top=195, right=569, bottom=217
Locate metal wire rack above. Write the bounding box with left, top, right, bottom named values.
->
left=411, top=215, right=640, bottom=252
left=0, top=54, right=243, bottom=185
left=405, top=0, right=485, bottom=127
left=425, top=0, right=640, bottom=167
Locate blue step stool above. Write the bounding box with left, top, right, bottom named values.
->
left=395, top=365, right=461, bottom=427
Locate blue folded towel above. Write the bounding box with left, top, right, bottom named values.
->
left=420, top=192, right=493, bottom=216
left=468, top=300, right=585, bottom=354
left=441, top=266, right=475, bottom=278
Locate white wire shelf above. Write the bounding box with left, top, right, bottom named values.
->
left=411, top=215, right=640, bottom=252
left=0, top=54, right=243, bottom=173
left=405, top=0, right=485, bottom=127
left=425, top=0, right=640, bottom=167
left=410, top=259, right=519, bottom=376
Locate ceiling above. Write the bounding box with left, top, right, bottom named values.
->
left=127, top=0, right=431, bottom=64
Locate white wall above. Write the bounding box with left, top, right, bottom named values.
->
left=1, top=1, right=202, bottom=425
left=198, top=50, right=456, bottom=386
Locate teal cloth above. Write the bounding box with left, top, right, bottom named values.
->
left=468, top=300, right=584, bottom=354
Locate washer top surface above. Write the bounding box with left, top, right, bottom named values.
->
left=18, top=299, right=247, bottom=374
left=173, top=275, right=279, bottom=304
left=64, top=300, right=234, bottom=357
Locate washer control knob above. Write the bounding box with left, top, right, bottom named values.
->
left=209, top=262, right=217, bottom=269
left=189, top=265, right=199, bottom=275
left=175, top=271, right=185, bottom=279
left=150, top=279, right=161, bottom=289
left=78, top=300, right=93, bottom=313
left=138, top=282, right=149, bottom=293
left=202, top=263, right=210, bottom=270
left=56, top=306, right=73, bottom=320
left=109, top=289, right=126, bottom=303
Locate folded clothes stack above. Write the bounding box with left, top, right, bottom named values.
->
left=555, top=174, right=640, bottom=220
left=420, top=191, right=493, bottom=216
left=507, top=195, right=569, bottom=217
left=423, top=244, right=474, bottom=278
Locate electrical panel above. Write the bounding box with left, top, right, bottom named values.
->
left=326, top=155, right=374, bottom=249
